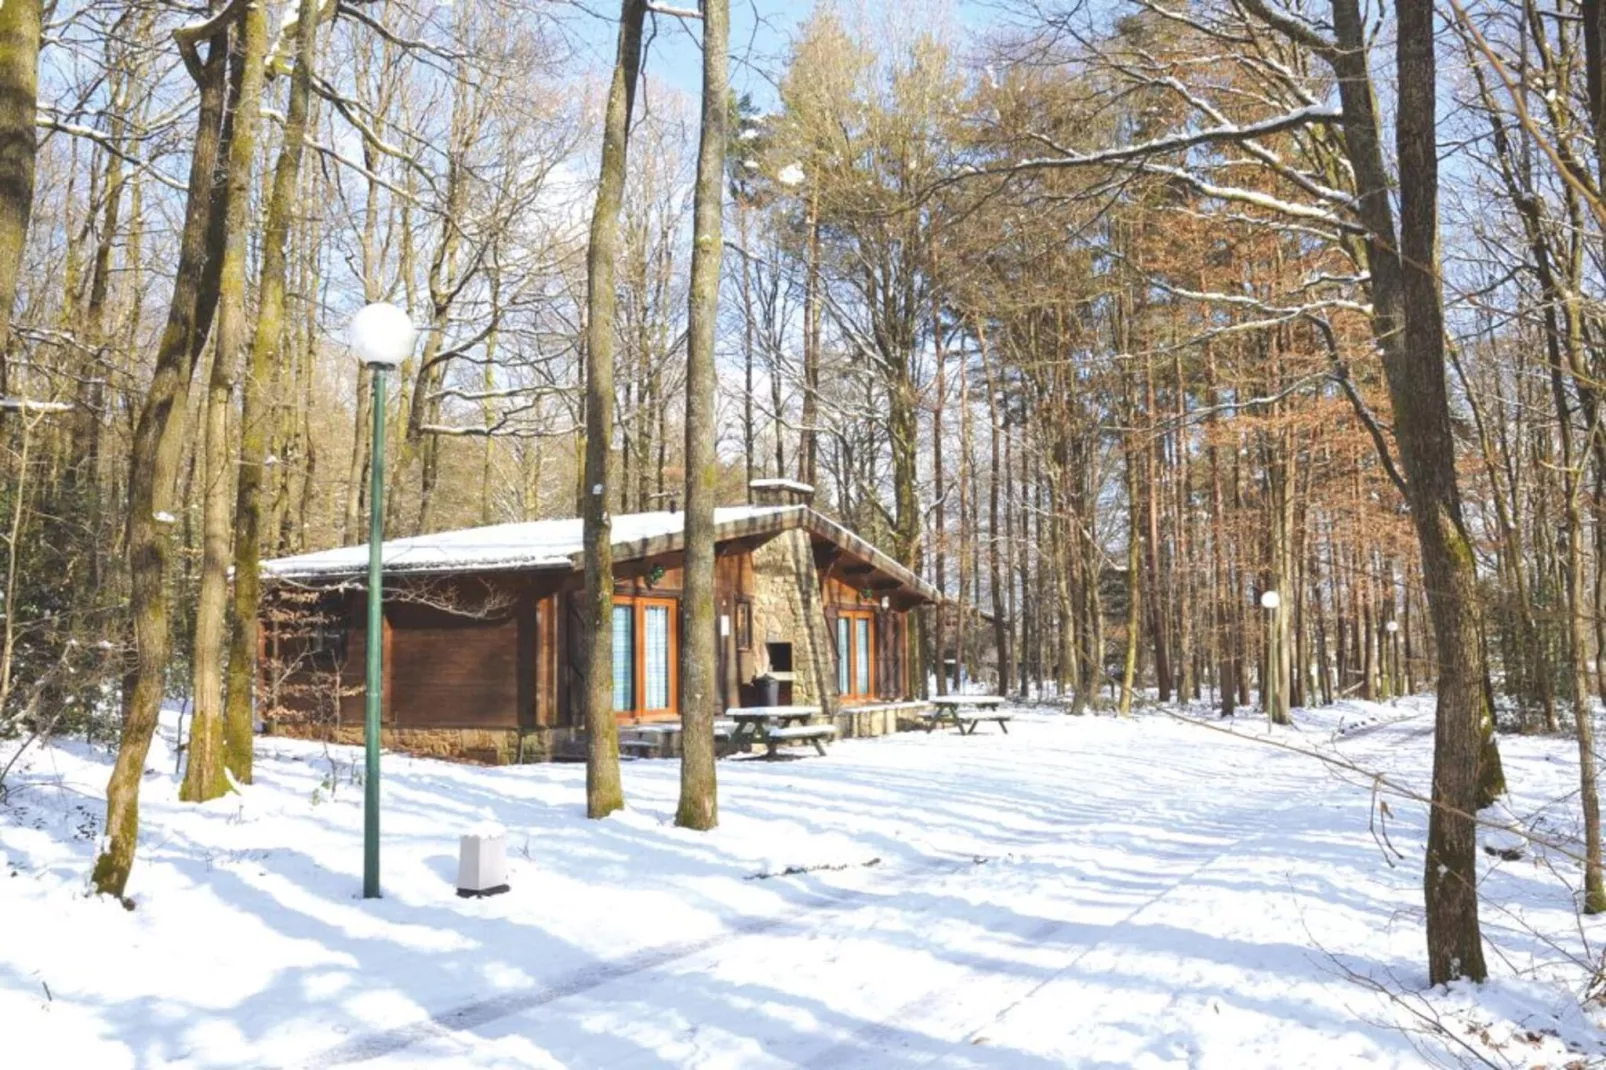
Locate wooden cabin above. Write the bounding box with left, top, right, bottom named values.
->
left=258, top=481, right=939, bottom=763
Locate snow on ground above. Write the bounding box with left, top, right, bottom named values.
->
left=2, top=698, right=1604, bottom=1068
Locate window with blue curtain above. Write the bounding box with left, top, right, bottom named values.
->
left=855, top=617, right=872, bottom=695
left=643, top=604, right=670, bottom=709
left=611, top=604, right=634, bottom=712
left=837, top=617, right=850, bottom=692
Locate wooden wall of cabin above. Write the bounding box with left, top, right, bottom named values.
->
left=258, top=587, right=380, bottom=729
left=387, top=600, right=518, bottom=729
left=263, top=573, right=565, bottom=734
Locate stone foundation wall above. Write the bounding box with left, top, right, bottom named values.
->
left=748, top=527, right=841, bottom=714
left=266, top=722, right=576, bottom=765
left=265, top=703, right=932, bottom=764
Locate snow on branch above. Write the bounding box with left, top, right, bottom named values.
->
left=0, top=398, right=73, bottom=414
left=1134, top=161, right=1361, bottom=231
left=961, top=105, right=1340, bottom=181
left=36, top=117, right=188, bottom=193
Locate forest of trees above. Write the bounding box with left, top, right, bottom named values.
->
left=7, top=0, right=1606, bottom=986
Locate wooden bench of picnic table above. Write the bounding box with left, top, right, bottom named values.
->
left=763, top=723, right=838, bottom=758
left=723, top=705, right=828, bottom=758
left=922, top=696, right=1013, bottom=735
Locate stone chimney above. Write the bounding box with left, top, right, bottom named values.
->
left=749, top=478, right=815, bottom=508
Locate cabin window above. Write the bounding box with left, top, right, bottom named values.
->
left=612, top=595, right=677, bottom=717
left=643, top=603, right=671, bottom=709
left=837, top=618, right=850, bottom=692
left=837, top=609, right=876, bottom=698
left=855, top=616, right=872, bottom=694
left=611, top=605, right=634, bottom=712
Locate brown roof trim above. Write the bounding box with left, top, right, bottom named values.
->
left=798, top=510, right=941, bottom=604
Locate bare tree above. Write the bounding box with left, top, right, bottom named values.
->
left=580, top=0, right=646, bottom=820
left=93, top=8, right=233, bottom=898
left=0, top=0, right=39, bottom=400
left=675, top=0, right=728, bottom=832
left=185, top=0, right=270, bottom=805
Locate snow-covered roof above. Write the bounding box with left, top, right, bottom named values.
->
left=263, top=503, right=942, bottom=603
left=262, top=506, right=798, bottom=580
left=748, top=478, right=814, bottom=494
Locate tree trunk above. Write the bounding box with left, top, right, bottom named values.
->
left=1392, top=0, right=1491, bottom=983
left=223, top=0, right=321, bottom=787
left=675, top=0, right=726, bottom=832
left=978, top=322, right=1011, bottom=694
left=93, top=19, right=231, bottom=897
left=799, top=195, right=820, bottom=486
left=1119, top=428, right=1142, bottom=718
left=580, top=0, right=645, bottom=820
left=932, top=297, right=948, bottom=696
left=1265, top=436, right=1294, bottom=725
left=0, top=0, right=38, bottom=400
left=185, top=3, right=269, bottom=804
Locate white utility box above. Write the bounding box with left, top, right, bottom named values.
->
left=456, top=825, right=510, bottom=898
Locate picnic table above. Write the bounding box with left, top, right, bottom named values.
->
left=921, top=695, right=1014, bottom=735
left=723, top=705, right=836, bottom=758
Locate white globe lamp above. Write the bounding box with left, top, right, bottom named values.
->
left=1259, top=590, right=1280, bottom=610
left=350, top=302, right=415, bottom=368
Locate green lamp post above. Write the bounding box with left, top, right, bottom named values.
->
left=1260, top=588, right=1280, bottom=724
left=350, top=301, right=415, bottom=899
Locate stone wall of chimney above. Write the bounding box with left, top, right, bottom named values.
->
left=746, top=526, right=840, bottom=714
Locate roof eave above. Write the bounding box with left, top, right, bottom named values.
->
left=800, top=509, right=941, bottom=604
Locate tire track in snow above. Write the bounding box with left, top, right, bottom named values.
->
left=314, top=707, right=1425, bottom=1067
left=799, top=708, right=1429, bottom=1067
left=309, top=853, right=995, bottom=1067
left=796, top=820, right=1291, bottom=1068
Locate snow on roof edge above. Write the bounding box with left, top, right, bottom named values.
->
left=262, top=505, right=802, bottom=581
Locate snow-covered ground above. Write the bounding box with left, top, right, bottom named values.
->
left=3, top=698, right=1604, bottom=1068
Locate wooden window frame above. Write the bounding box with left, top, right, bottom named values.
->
left=838, top=608, right=876, bottom=700
left=613, top=594, right=679, bottom=719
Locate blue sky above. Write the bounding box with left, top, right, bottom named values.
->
left=563, top=1, right=1001, bottom=107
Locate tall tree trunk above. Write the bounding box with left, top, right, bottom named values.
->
left=675, top=0, right=727, bottom=832
left=1393, top=0, right=1491, bottom=983
left=94, top=19, right=231, bottom=897
left=799, top=195, right=820, bottom=486
left=1119, top=427, right=1142, bottom=718
left=223, top=0, right=321, bottom=787
left=931, top=296, right=947, bottom=695
left=1142, top=359, right=1172, bottom=702
left=1265, top=433, right=1294, bottom=725
left=580, top=0, right=645, bottom=820
left=1240, top=0, right=1497, bottom=983
left=738, top=198, right=756, bottom=492
left=978, top=322, right=1011, bottom=694
left=185, top=3, right=269, bottom=804
left=0, top=0, right=38, bottom=402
